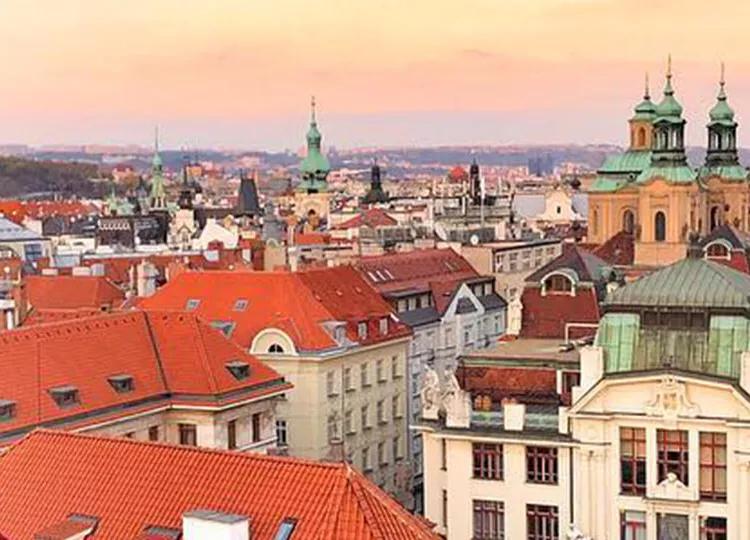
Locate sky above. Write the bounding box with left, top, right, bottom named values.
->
left=2, top=0, right=750, bottom=151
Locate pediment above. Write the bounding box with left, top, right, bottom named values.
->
left=571, top=372, right=750, bottom=421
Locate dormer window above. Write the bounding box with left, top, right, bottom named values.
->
left=49, top=385, right=79, bottom=408
left=233, top=298, right=249, bottom=311
left=185, top=298, right=200, bottom=311
left=108, top=374, right=134, bottom=394
left=211, top=321, right=236, bottom=337
left=379, top=318, right=388, bottom=335
left=275, top=518, right=298, bottom=540
left=705, top=243, right=729, bottom=259
left=268, top=343, right=285, bottom=354
left=226, top=360, right=250, bottom=380
left=358, top=322, right=368, bottom=340
left=544, top=274, right=573, bottom=295
left=0, top=399, right=16, bottom=422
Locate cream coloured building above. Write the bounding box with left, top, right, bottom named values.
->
left=419, top=248, right=750, bottom=539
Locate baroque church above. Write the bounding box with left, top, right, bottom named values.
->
left=588, top=60, right=749, bottom=266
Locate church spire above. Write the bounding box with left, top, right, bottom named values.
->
left=644, top=72, right=650, bottom=100
left=664, top=54, right=673, bottom=95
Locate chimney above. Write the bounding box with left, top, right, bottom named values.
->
left=182, top=510, right=250, bottom=540
left=502, top=398, right=525, bottom=431
left=577, top=345, right=604, bottom=399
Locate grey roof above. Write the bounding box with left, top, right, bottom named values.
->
left=478, top=293, right=507, bottom=311
left=397, top=307, right=441, bottom=327
left=236, top=176, right=261, bottom=216
left=605, top=257, right=750, bottom=310
left=456, top=297, right=478, bottom=314
left=0, top=217, right=43, bottom=241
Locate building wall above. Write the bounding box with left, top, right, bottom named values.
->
left=260, top=338, right=412, bottom=506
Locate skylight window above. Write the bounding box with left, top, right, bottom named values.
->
left=367, top=271, right=379, bottom=282
left=383, top=269, right=395, bottom=280
left=107, top=374, right=134, bottom=394
left=233, top=299, right=249, bottom=312
left=0, top=399, right=16, bottom=422
left=211, top=321, right=236, bottom=337
left=185, top=299, right=200, bottom=311
left=49, top=385, right=79, bottom=408
left=275, top=518, right=298, bottom=540
left=225, top=360, right=250, bottom=380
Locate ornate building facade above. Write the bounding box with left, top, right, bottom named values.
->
left=589, top=61, right=749, bottom=266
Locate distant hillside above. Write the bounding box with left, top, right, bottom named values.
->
left=0, top=157, right=102, bottom=198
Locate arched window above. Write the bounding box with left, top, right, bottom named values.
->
left=544, top=274, right=573, bottom=294
left=637, top=127, right=646, bottom=147
left=710, top=206, right=721, bottom=231
left=268, top=343, right=285, bottom=354
left=655, top=211, right=666, bottom=242
left=622, top=210, right=635, bottom=234
left=706, top=243, right=729, bottom=259
left=591, top=208, right=598, bottom=236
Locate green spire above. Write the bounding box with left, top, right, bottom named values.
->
left=150, top=126, right=166, bottom=209
left=298, top=95, right=330, bottom=192
left=709, top=62, right=735, bottom=124
left=654, top=55, right=683, bottom=121
left=632, top=72, right=656, bottom=120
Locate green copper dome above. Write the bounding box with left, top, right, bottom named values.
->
left=632, top=74, right=656, bottom=120
left=298, top=97, right=330, bottom=192
left=654, top=59, right=683, bottom=122
left=709, top=69, right=735, bottom=124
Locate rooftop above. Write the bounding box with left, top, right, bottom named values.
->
left=0, top=430, right=438, bottom=540
left=463, top=338, right=581, bottom=365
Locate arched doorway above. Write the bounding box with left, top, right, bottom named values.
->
left=622, top=210, right=635, bottom=234
left=655, top=211, right=666, bottom=242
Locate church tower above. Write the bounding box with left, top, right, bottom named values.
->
left=297, top=96, right=331, bottom=194
left=362, top=159, right=388, bottom=204
left=651, top=57, right=688, bottom=167
left=469, top=157, right=481, bottom=204
left=628, top=74, right=656, bottom=150
left=150, top=128, right=167, bottom=211
left=706, top=64, right=738, bottom=167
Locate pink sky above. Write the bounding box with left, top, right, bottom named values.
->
left=2, top=0, right=750, bottom=149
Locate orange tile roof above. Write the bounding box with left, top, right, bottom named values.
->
left=139, top=266, right=410, bottom=352
left=0, top=311, right=289, bottom=444
left=0, top=430, right=438, bottom=540
left=25, top=275, right=126, bottom=310
left=333, top=208, right=398, bottom=230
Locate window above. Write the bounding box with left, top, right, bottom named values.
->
left=124, top=431, right=135, bottom=439
left=391, top=356, right=401, bottom=379
left=623, top=209, right=635, bottom=234
left=274, top=518, right=297, bottom=540
left=179, top=423, right=197, bottom=446
left=526, top=447, right=558, bottom=484
left=620, top=511, right=646, bottom=540
left=326, top=371, right=337, bottom=396
left=655, top=211, right=667, bottom=242
left=379, top=317, right=388, bottom=335
left=0, top=400, right=16, bottom=422
left=378, top=442, right=387, bottom=464
left=225, top=360, right=250, bottom=380
left=358, top=322, right=368, bottom=340
left=701, top=517, right=727, bottom=540
left=361, top=363, right=370, bottom=386
left=49, top=386, right=79, bottom=408
left=361, top=405, right=370, bottom=429
left=700, top=432, right=727, bottom=501
left=185, top=298, right=200, bottom=310
left=393, top=436, right=401, bottom=461
left=377, top=359, right=386, bottom=382
left=706, top=243, right=729, bottom=259
left=441, top=439, right=447, bottom=470
left=233, top=298, right=249, bottom=311
left=210, top=320, right=235, bottom=337
left=148, top=426, right=159, bottom=441
left=620, top=427, right=646, bottom=495
left=344, top=410, right=354, bottom=434
left=362, top=446, right=371, bottom=471
left=526, top=504, right=558, bottom=540
left=544, top=274, right=572, bottom=294
left=508, top=253, right=518, bottom=272
left=252, top=412, right=261, bottom=443
left=108, top=374, right=134, bottom=393
left=377, top=400, right=386, bottom=424
left=473, top=443, right=503, bottom=480
left=657, top=429, right=689, bottom=484
left=560, top=371, right=580, bottom=405
left=23, top=243, right=43, bottom=261
left=276, top=420, right=288, bottom=446
left=658, top=514, right=688, bottom=540
left=227, top=419, right=237, bottom=450
left=268, top=343, right=285, bottom=354
left=393, top=395, right=404, bottom=419
left=473, top=500, right=504, bottom=540
left=344, top=367, right=353, bottom=391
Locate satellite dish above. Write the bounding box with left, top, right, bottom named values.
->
left=470, top=234, right=479, bottom=246
left=434, top=222, right=448, bottom=241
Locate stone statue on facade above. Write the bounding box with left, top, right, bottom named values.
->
left=507, top=296, right=523, bottom=336
left=566, top=524, right=591, bottom=540
left=420, top=367, right=441, bottom=420
left=443, top=371, right=471, bottom=428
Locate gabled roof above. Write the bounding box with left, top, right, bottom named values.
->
left=0, top=216, right=43, bottom=241
left=333, top=208, right=397, bottom=230
left=701, top=223, right=750, bottom=250
left=0, top=310, right=288, bottom=443
left=0, top=430, right=438, bottom=540
left=25, top=275, right=125, bottom=310
left=139, top=267, right=410, bottom=352
left=605, top=256, right=750, bottom=310
left=527, top=245, right=610, bottom=284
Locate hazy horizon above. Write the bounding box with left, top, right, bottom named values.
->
left=2, top=1, right=750, bottom=151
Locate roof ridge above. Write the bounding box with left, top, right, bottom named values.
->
left=191, top=316, right=220, bottom=394
left=21, top=428, right=349, bottom=469
left=0, top=310, right=142, bottom=339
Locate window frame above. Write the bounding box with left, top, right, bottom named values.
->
left=178, top=423, right=197, bottom=446
left=473, top=443, right=503, bottom=480
left=526, top=446, right=558, bottom=485
left=526, top=504, right=559, bottom=540
left=657, top=429, right=689, bottom=485
left=699, top=432, right=727, bottom=501
left=473, top=499, right=505, bottom=540
left=620, top=427, right=647, bottom=495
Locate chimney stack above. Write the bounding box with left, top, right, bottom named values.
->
left=182, top=510, right=250, bottom=540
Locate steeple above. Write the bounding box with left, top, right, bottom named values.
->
left=629, top=73, right=656, bottom=150
left=362, top=158, right=388, bottom=204
left=706, top=62, right=739, bottom=167
left=469, top=157, right=481, bottom=203
left=149, top=126, right=166, bottom=210
left=298, top=96, right=331, bottom=193
left=651, top=56, right=687, bottom=165
left=177, top=152, right=194, bottom=210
